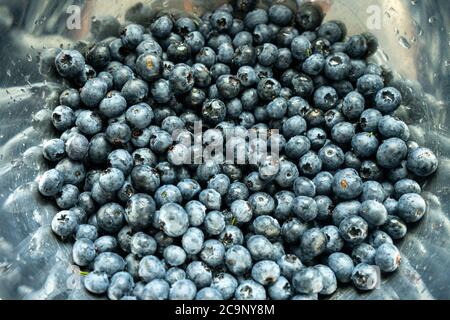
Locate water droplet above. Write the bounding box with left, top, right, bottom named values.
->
left=411, top=0, right=417, bottom=5
left=399, top=36, right=411, bottom=49
left=444, top=60, right=450, bottom=67
left=428, top=16, right=437, bottom=24
left=6, top=69, right=11, bottom=77
left=26, top=54, right=32, bottom=62
left=411, top=36, right=417, bottom=43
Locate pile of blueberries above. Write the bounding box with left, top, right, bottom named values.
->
left=36, top=0, right=439, bottom=300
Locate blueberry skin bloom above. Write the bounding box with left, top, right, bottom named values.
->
left=375, top=243, right=401, bottom=272
left=38, top=169, right=64, bottom=197
left=52, top=105, right=75, bottom=132
left=268, top=4, right=293, bottom=26
left=332, top=168, right=363, bottom=200
left=235, top=280, right=267, bottom=300
left=375, top=87, right=402, bottom=114
left=136, top=53, right=161, bottom=82
left=397, top=193, right=427, bottom=223
left=314, top=86, right=338, bottom=111
left=407, top=147, right=439, bottom=177
left=376, top=138, right=408, bottom=169
left=158, top=203, right=189, bottom=237
left=43, top=139, right=66, bottom=162
left=292, top=196, right=318, bottom=222
left=131, top=165, right=160, bottom=194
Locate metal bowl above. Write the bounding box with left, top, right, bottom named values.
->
left=0, top=0, right=449, bottom=300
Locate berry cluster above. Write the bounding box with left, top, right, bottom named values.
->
left=37, top=1, right=438, bottom=300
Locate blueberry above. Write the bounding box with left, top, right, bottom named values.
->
left=291, top=36, right=312, bottom=61
left=186, top=31, right=206, bottom=54
left=154, top=185, right=182, bottom=207
left=141, top=279, right=170, bottom=300
left=302, top=53, right=325, bottom=76
left=251, top=260, right=281, bottom=286
left=333, top=168, right=363, bottom=200
left=125, top=103, right=153, bottom=129
left=351, top=263, right=378, bottom=291
left=257, top=43, right=278, bottom=66
left=298, top=151, right=322, bottom=177
left=182, top=227, right=205, bottom=255
left=149, top=130, right=172, bottom=154
left=339, top=215, right=368, bottom=244
left=275, top=48, right=293, bottom=70
left=135, top=53, right=161, bottom=82
left=83, top=271, right=109, bottom=295
left=394, top=179, right=421, bottom=199
left=306, top=127, right=327, bottom=150
left=237, top=66, right=258, bottom=87
left=177, top=179, right=201, bottom=201
left=300, top=228, right=327, bottom=258
left=314, top=265, right=337, bottom=295
left=52, top=105, right=76, bottom=132
left=55, top=184, right=79, bottom=209
left=331, top=122, right=355, bottom=145
left=219, top=225, right=244, bottom=249
left=324, top=52, right=351, bottom=81
left=167, top=41, right=191, bottom=63
left=268, top=4, right=293, bottom=26
left=295, top=4, right=323, bottom=31
left=55, top=50, right=85, bottom=78
left=157, top=203, right=189, bottom=237
left=55, top=158, right=86, bottom=186
left=315, top=195, right=334, bottom=220
left=184, top=201, right=206, bottom=227
left=80, top=78, right=108, bottom=108
left=94, top=252, right=126, bottom=276
left=138, top=255, right=166, bottom=282
left=244, top=8, right=268, bottom=31
left=342, top=91, right=365, bottom=120
left=351, top=132, right=379, bottom=159
left=292, top=267, right=323, bottom=294
left=201, top=99, right=227, bottom=125
left=98, top=91, right=127, bottom=118
left=38, top=169, right=64, bottom=197
left=321, top=225, right=344, bottom=253
left=151, top=15, right=173, bottom=38
left=75, top=224, right=98, bottom=241
left=200, top=239, right=226, bottom=267
left=383, top=198, right=398, bottom=215
left=169, top=279, right=197, bottom=300
left=186, top=261, right=212, bottom=288
left=359, top=160, right=383, bottom=181
left=130, top=232, right=156, bottom=257
left=318, top=144, right=345, bottom=170
left=359, top=200, right=388, bottom=226
left=360, top=180, right=385, bottom=202
left=118, top=194, right=150, bottom=230
left=375, top=87, right=402, bottom=114
left=235, top=280, right=267, bottom=300
left=96, top=203, right=125, bottom=233
left=292, top=196, right=318, bottom=222
left=407, top=147, right=439, bottom=177
left=204, top=210, right=226, bottom=236
left=397, top=193, right=426, bottom=223
left=121, top=78, right=149, bottom=104
left=60, top=88, right=81, bottom=110
left=378, top=115, right=410, bottom=141
left=375, top=243, right=401, bottom=272
left=73, top=238, right=96, bottom=266
left=327, top=252, right=354, bottom=283
left=318, top=21, right=346, bottom=43
left=94, top=235, right=119, bottom=253
left=357, top=74, right=384, bottom=96
left=76, top=110, right=103, bottom=136
left=165, top=268, right=186, bottom=285
left=376, top=138, right=408, bottom=169
left=359, top=108, right=382, bottom=132
left=195, top=287, right=223, bottom=300
left=164, top=245, right=187, bottom=267
left=257, top=77, right=281, bottom=100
